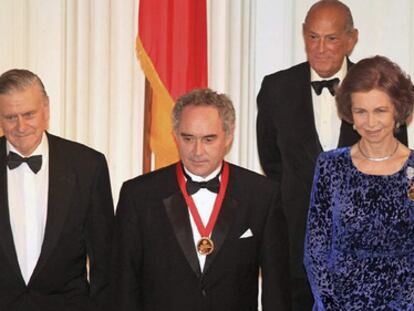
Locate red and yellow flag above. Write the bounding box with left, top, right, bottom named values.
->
left=137, top=0, right=208, bottom=169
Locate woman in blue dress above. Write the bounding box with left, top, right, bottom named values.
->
left=304, top=55, right=414, bottom=310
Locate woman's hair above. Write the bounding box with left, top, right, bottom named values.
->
left=336, top=55, right=414, bottom=124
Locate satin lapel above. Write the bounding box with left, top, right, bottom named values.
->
left=338, top=120, right=360, bottom=147
left=203, top=193, right=238, bottom=274
left=338, top=60, right=360, bottom=147
left=30, top=135, right=74, bottom=282
left=164, top=192, right=201, bottom=278
left=295, top=63, right=322, bottom=164
left=0, top=138, right=25, bottom=282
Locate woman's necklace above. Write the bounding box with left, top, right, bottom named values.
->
left=357, top=139, right=399, bottom=162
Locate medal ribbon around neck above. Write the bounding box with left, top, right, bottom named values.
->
left=176, top=161, right=229, bottom=242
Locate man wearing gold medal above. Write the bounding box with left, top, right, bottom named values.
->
left=112, top=88, right=291, bottom=310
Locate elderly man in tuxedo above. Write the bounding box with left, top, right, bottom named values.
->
left=112, top=88, right=291, bottom=311
left=0, top=69, right=114, bottom=310
left=256, top=0, right=408, bottom=310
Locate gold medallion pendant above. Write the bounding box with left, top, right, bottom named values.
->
left=197, top=237, right=214, bottom=256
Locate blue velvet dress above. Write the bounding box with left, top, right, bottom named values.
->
left=304, top=147, right=414, bottom=310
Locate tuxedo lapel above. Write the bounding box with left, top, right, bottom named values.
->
left=299, top=63, right=322, bottom=153
left=293, top=63, right=322, bottom=165
left=338, top=120, right=360, bottom=147
left=0, top=139, right=25, bottom=283
left=337, top=60, right=360, bottom=148
left=164, top=192, right=201, bottom=278
left=164, top=165, right=239, bottom=277
left=30, top=134, right=75, bottom=282
left=203, top=194, right=238, bottom=274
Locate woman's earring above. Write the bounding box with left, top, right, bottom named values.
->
left=352, top=124, right=356, bottom=130
left=396, top=122, right=401, bottom=129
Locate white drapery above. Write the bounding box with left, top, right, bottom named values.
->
left=1, top=0, right=414, bottom=201
left=0, top=0, right=144, bottom=201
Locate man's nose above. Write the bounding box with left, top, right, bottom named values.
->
left=317, top=39, right=326, bottom=53
left=193, top=140, right=204, bottom=156
left=16, top=117, right=28, bottom=132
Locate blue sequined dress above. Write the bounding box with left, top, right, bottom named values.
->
left=304, top=147, right=414, bottom=310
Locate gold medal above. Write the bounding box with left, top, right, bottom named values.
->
left=408, top=184, right=414, bottom=200
left=197, top=237, right=214, bottom=255
left=177, top=162, right=229, bottom=258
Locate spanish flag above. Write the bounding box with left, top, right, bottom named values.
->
left=137, top=0, right=208, bottom=169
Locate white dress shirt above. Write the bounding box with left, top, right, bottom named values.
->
left=184, top=165, right=221, bottom=272
left=311, top=58, right=347, bottom=151
left=7, top=133, right=49, bottom=284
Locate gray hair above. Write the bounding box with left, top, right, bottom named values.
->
left=0, top=69, right=48, bottom=98
left=172, top=88, right=235, bottom=135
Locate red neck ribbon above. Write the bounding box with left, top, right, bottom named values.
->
left=176, top=161, right=229, bottom=237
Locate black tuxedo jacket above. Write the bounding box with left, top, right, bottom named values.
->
left=112, top=163, right=291, bottom=311
left=0, top=133, right=114, bottom=311
left=256, top=61, right=408, bottom=310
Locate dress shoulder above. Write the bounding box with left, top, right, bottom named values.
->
left=316, top=147, right=350, bottom=168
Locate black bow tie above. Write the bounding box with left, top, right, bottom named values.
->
left=7, top=151, right=42, bottom=174
left=183, top=169, right=221, bottom=195
left=311, top=78, right=340, bottom=96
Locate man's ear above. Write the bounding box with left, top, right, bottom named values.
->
left=172, top=130, right=178, bottom=144
left=347, top=28, right=359, bottom=55
left=302, top=23, right=307, bottom=39
left=44, top=97, right=50, bottom=121
left=224, top=126, right=235, bottom=153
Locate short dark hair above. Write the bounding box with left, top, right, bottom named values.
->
left=304, top=0, right=354, bottom=33
left=172, top=88, right=235, bottom=135
left=0, top=69, right=48, bottom=98
left=336, top=55, right=414, bottom=124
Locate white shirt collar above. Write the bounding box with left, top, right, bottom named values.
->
left=183, top=163, right=222, bottom=182
left=7, top=132, right=48, bottom=158
left=310, top=57, right=347, bottom=82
